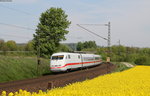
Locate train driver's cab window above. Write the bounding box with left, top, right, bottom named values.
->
left=52, top=55, right=64, bottom=60
left=68, top=55, right=71, bottom=59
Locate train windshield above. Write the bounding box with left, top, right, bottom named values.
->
left=52, top=55, right=64, bottom=60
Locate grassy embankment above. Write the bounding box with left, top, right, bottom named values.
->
left=0, top=52, right=133, bottom=83
left=112, top=62, right=133, bottom=72
left=0, top=55, right=50, bottom=83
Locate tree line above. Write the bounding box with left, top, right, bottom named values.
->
left=0, top=39, right=71, bottom=55
left=0, top=39, right=34, bottom=51
left=77, top=41, right=97, bottom=51
left=76, top=43, right=150, bottom=66
left=1, top=38, right=150, bottom=65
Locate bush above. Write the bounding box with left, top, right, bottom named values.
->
left=134, top=56, right=150, bottom=65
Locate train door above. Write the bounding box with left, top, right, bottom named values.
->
left=80, top=54, right=83, bottom=68
left=67, top=54, right=72, bottom=69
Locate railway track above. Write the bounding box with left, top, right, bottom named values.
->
left=0, top=62, right=115, bottom=93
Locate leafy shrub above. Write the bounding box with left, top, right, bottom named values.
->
left=134, top=56, right=150, bottom=65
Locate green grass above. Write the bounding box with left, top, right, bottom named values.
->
left=0, top=55, right=134, bottom=83
left=112, top=62, right=131, bottom=72
left=0, top=55, right=51, bottom=83
left=0, top=51, right=35, bottom=56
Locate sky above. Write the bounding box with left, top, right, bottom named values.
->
left=0, top=0, right=150, bottom=47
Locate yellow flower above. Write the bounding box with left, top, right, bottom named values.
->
left=8, top=92, right=13, bottom=96
left=1, top=91, right=6, bottom=96
left=1, top=66, right=150, bottom=96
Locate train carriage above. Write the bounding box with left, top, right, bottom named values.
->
left=81, top=54, right=95, bottom=67
left=94, top=55, right=102, bottom=65
left=50, top=52, right=102, bottom=72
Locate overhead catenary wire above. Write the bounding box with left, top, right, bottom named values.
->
left=77, top=24, right=108, bottom=40
left=0, top=4, right=33, bottom=16
left=0, top=33, right=32, bottom=39
left=0, top=4, right=37, bottom=31
left=0, top=22, right=34, bottom=40
left=0, top=22, right=35, bottom=30
left=77, top=22, right=111, bottom=59
left=79, top=24, right=108, bottom=26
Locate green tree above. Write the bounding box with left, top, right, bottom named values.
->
left=17, top=44, right=25, bottom=51
left=57, top=44, right=72, bottom=52
left=83, top=41, right=97, bottom=49
left=77, top=42, right=84, bottom=51
left=25, top=41, right=34, bottom=51
left=5, top=40, right=17, bottom=51
left=134, top=56, right=148, bottom=65
left=33, top=7, right=71, bottom=58
left=77, top=41, right=97, bottom=51
left=88, top=41, right=97, bottom=48
left=0, top=39, right=5, bottom=51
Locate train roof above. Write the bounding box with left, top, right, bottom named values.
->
left=52, top=52, right=80, bottom=56
left=52, top=52, right=101, bottom=57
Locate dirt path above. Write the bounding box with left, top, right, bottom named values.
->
left=121, top=62, right=134, bottom=67
left=0, top=63, right=115, bottom=93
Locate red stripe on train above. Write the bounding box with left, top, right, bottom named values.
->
left=50, top=60, right=102, bottom=69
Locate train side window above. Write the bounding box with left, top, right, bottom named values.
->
left=78, top=55, right=80, bottom=59
left=68, top=55, right=71, bottom=59
left=95, top=57, right=100, bottom=60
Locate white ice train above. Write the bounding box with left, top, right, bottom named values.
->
left=50, top=52, right=102, bottom=72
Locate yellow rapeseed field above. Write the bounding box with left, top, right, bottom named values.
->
left=1, top=66, right=150, bottom=96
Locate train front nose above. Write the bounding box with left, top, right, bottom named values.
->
left=50, top=55, right=67, bottom=72
left=50, top=61, right=66, bottom=72
left=51, top=60, right=63, bottom=68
